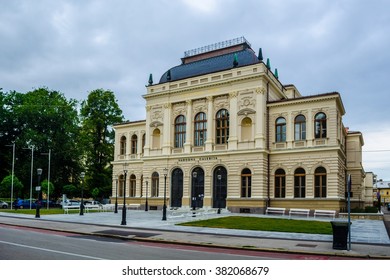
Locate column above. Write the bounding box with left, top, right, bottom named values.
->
left=184, top=100, right=193, bottom=153
left=205, top=96, right=214, bottom=152
left=228, top=91, right=238, bottom=150
left=162, top=103, right=172, bottom=155
left=307, top=110, right=313, bottom=147
left=286, top=112, right=293, bottom=149
left=143, top=106, right=151, bottom=156
left=255, top=87, right=266, bottom=149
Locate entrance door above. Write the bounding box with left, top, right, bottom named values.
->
left=191, top=167, right=204, bottom=208
left=171, top=168, right=183, bottom=207
left=213, top=166, right=227, bottom=208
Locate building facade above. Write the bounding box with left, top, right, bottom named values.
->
left=112, top=37, right=365, bottom=213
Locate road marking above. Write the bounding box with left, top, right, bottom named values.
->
left=0, top=240, right=105, bottom=260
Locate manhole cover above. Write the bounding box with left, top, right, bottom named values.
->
left=296, top=243, right=317, bottom=248
left=94, top=230, right=157, bottom=238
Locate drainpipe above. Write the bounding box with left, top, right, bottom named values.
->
left=266, top=82, right=271, bottom=210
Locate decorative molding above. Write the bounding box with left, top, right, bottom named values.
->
left=237, top=108, right=256, bottom=116
left=255, top=87, right=266, bottom=94
left=149, top=120, right=163, bottom=127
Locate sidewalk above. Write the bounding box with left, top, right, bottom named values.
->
left=1, top=210, right=389, bottom=259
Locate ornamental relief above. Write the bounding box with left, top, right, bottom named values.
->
left=193, top=99, right=207, bottom=115
left=214, top=95, right=229, bottom=112
left=151, top=107, right=163, bottom=121
left=238, top=94, right=255, bottom=111
left=173, top=103, right=186, bottom=117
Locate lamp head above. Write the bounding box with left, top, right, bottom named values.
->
left=37, top=168, right=43, bottom=175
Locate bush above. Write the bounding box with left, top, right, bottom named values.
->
left=351, top=206, right=378, bottom=213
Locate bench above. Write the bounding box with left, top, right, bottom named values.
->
left=265, top=207, right=286, bottom=216
left=314, top=209, right=336, bottom=219
left=102, top=204, right=115, bottom=211
left=289, top=208, right=310, bottom=218
left=128, top=204, right=141, bottom=210
left=63, top=205, right=80, bottom=214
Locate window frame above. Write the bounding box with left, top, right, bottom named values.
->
left=194, top=112, right=207, bottom=146
left=174, top=115, right=186, bottom=148
left=294, top=168, right=306, bottom=198
left=314, top=167, right=327, bottom=198
left=275, top=117, right=286, bottom=142
left=240, top=168, right=252, bottom=198
left=274, top=168, right=286, bottom=198
left=215, top=109, right=230, bottom=145
left=294, top=114, right=306, bottom=141
left=131, top=134, right=137, bottom=154
left=315, top=112, right=327, bottom=139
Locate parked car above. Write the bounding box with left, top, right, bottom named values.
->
left=0, top=200, right=8, bottom=209
left=387, top=203, right=390, bottom=211
left=12, top=199, right=36, bottom=209
left=41, top=200, right=60, bottom=208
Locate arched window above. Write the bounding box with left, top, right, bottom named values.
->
left=275, top=117, right=286, bottom=142
left=130, top=174, right=136, bottom=197
left=275, top=169, right=286, bottom=198
left=216, top=109, right=229, bottom=144
left=315, top=112, right=327, bottom=139
left=151, top=172, right=159, bottom=197
left=241, top=168, right=252, bottom=198
left=174, top=115, right=186, bottom=148
left=241, top=117, right=252, bottom=141
left=120, top=136, right=126, bottom=155
left=294, top=115, right=306, bottom=141
left=294, top=168, right=306, bottom=198
left=194, top=112, right=207, bottom=146
left=131, top=135, right=137, bottom=154
left=152, top=128, right=161, bottom=149
left=315, top=167, right=327, bottom=198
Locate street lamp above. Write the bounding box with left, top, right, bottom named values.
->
left=217, top=173, right=222, bottom=214
left=114, top=174, right=118, bottom=214
left=35, top=168, right=42, bottom=218
left=80, top=172, right=85, bottom=216
left=145, top=178, right=149, bottom=211
left=162, top=168, right=168, bottom=221
left=121, top=164, right=128, bottom=225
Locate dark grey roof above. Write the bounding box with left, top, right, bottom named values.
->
left=159, top=48, right=261, bottom=84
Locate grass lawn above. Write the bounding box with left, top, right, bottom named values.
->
left=0, top=208, right=84, bottom=215
left=179, top=216, right=333, bottom=235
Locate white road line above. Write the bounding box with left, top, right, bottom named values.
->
left=0, top=240, right=105, bottom=260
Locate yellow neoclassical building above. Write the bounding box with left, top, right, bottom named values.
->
left=111, top=37, right=365, bottom=214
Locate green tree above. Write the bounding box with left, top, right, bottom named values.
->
left=41, top=179, right=54, bottom=199
left=62, top=184, right=78, bottom=198
left=80, top=89, right=123, bottom=198
left=0, top=88, right=83, bottom=199
left=0, top=175, right=24, bottom=199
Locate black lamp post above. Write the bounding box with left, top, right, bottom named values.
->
left=35, top=168, right=42, bottom=218
left=145, top=179, right=148, bottom=211
left=114, top=175, right=118, bottom=214
left=79, top=172, right=85, bottom=215
left=162, top=168, right=168, bottom=221
left=121, top=164, right=128, bottom=225
left=217, top=173, right=222, bottom=214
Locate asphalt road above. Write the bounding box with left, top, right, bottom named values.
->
left=0, top=224, right=280, bottom=260
left=0, top=224, right=354, bottom=260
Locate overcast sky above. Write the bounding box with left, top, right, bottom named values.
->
left=1, top=0, right=389, bottom=180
